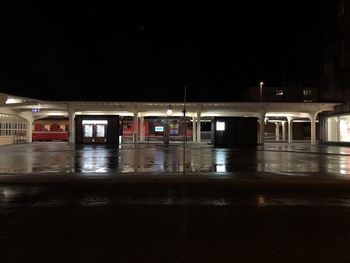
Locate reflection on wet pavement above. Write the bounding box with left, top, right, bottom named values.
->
left=0, top=142, right=350, bottom=177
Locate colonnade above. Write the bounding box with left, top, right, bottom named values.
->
left=131, top=112, right=203, bottom=143
left=32, top=110, right=321, bottom=146
left=257, top=112, right=319, bottom=145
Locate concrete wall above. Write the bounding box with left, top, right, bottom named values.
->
left=0, top=136, right=15, bottom=145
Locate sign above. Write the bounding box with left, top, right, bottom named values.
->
left=216, top=121, right=225, bottom=131
left=32, top=108, right=41, bottom=113
left=155, top=126, right=164, bottom=132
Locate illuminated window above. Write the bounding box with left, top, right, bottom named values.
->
left=216, top=121, right=225, bottom=131
left=327, top=117, right=338, bottom=141
left=82, top=120, right=107, bottom=125
left=216, top=165, right=226, bottom=172
left=327, top=115, right=350, bottom=142
left=303, top=89, right=312, bottom=96
left=170, top=123, right=179, bottom=135
left=276, top=89, right=284, bottom=96
left=84, top=125, right=93, bottom=137
left=155, top=126, right=164, bottom=132
left=339, top=115, right=350, bottom=142
left=96, top=124, right=105, bottom=137
left=5, top=98, right=23, bottom=104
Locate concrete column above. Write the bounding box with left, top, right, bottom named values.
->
left=26, top=118, right=33, bottom=143
left=19, top=111, right=34, bottom=143
left=275, top=122, right=280, bottom=141
left=309, top=112, right=318, bottom=145
left=196, top=112, right=201, bottom=143
left=336, top=117, right=340, bottom=141
left=282, top=121, right=286, bottom=141
left=192, top=117, right=196, bottom=142
left=259, top=112, right=266, bottom=144
left=287, top=117, right=293, bottom=144
left=140, top=117, right=144, bottom=142
left=68, top=111, right=75, bottom=143
left=133, top=112, right=138, bottom=143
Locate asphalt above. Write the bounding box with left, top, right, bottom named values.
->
left=1, top=142, right=350, bottom=262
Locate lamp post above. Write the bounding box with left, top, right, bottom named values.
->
left=183, top=85, right=187, bottom=175
left=164, top=105, right=173, bottom=145
left=259, top=81, right=264, bottom=101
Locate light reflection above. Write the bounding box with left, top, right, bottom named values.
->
left=0, top=187, right=18, bottom=202
left=216, top=165, right=226, bottom=172
left=215, top=150, right=227, bottom=172
left=257, top=194, right=265, bottom=207
left=80, top=196, right=110, bottom=206
left=3, top=142, right=350, bottom=177
left=80, top=147, right=109, bottom=173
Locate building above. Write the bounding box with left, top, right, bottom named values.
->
left=320, top=0, right=350, bottom=144
left=0, top=92, right=339, bottom=146
left=244, top=83, right=319, bottom=103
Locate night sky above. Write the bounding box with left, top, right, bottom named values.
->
left=0, top=2, right=321, bottom=102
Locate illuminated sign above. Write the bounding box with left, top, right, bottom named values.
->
left=216, top=121, right=225, bottom=131
left=32, top=108, right=41, bottom=113
left=82, top=120, right=108, bottom=125
left=155, top=126, right=164, bottom=132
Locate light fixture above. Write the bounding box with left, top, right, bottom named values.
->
left=216, top=121, right=225, bottom=131
left=166, top=105, right=173, bottom=116
left=259, top=81, right=264, bottom=100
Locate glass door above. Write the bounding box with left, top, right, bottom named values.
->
left=82, top=120, right=108, bottom=143
left=83, top=124, right=94, bottom=143
left=95, top=124, right=107, bottom=143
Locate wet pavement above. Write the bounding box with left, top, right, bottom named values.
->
left=2, top=182, right=350, bottom=262
left=1, top=142, right=350, bottom=262
left=0, top=142, right=350, bottom=178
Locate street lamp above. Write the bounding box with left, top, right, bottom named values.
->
left=259, top=81, right=264, bottom=100
left=164, top=105, right=172, bottom=145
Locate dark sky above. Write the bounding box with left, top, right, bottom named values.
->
left=0, top=1, right=321, bottom=101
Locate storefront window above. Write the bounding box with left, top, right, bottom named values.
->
left=339, top=115, right=350, bottom=142
left=327, top=115, right=350, bottom=142
left=170, top=123, right=179, bottom=135
left=96, top=125, right=105, bottom=137
left=327, top=116, right=338, bottom=141
left=84, top=125, right=93, bottom=137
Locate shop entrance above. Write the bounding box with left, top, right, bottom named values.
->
left=82, top=120, right=107, bottom=143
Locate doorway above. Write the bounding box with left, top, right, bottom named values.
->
left=82, top=120, right=107, bottom=143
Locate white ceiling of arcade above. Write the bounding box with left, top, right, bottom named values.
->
left=0, top=92, right=341, bottom=120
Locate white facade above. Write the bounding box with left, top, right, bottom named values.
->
left=326, top=114, right=350, bottom=143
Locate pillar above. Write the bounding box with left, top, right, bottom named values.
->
left=27, top=118, right=33, bottom=143
left=287, top=117, right=293, bottom=144
left=259, top=112, right=266, bottom=144
left=192, top=117, right=197, bottom=142
left=196, top=112, right=201, bottom=143
left=68, top=111, right=75, bottom=143
left=133, top=112, right=138, bottom=143
left=140, top=117, right=144, bottom=142
left=309, top=112, right=318, bottom=145
left=336, top=117, right=340, bottom=141
left=282, top=121, right=286, bottom=141
left=19, top=112, right=34, bottom=143
left=275, top=122, right=280, bottom=141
